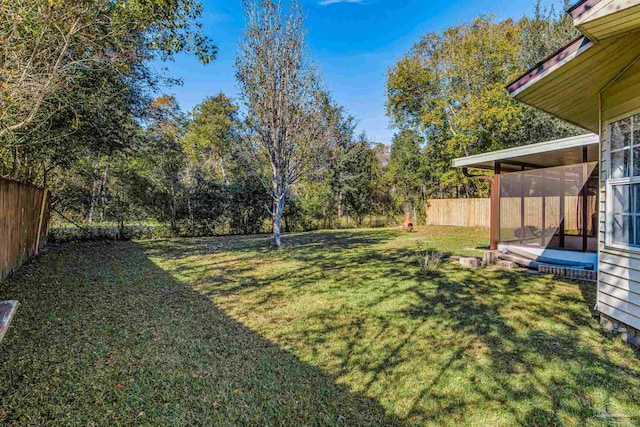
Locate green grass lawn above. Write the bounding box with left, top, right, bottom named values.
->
left=1, top=226, right=639, bottom=426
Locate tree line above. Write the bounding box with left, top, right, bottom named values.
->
left=0, top=0, right=583, bottom=245
left=386, top=0, right=583, bottom=198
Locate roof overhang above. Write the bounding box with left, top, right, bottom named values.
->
left=568, top=0, right=603, bottom=20
left=569, top=0, right=640, bottom=41
left=452, top=133, right=600, bottom=172
left=507, top=31, right=640, bottom=133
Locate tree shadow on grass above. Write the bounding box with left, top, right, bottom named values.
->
left=25, top=231, right=638, bottom=426
left=145, top=229, right=401, bottom=303
left=169, top=230, right=640, bottom=426
left=399, top=267, right=640, bottom=426
left=143, top=229, right=399, bottom=261
left=0, top=241, right=405, bottom=426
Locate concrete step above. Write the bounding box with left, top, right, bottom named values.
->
left=495, top=260, right=517, bottom=270
left=505, top=246, right=594, bottom=270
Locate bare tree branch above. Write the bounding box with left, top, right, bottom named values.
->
left=235, top=0, right=332, bottom=247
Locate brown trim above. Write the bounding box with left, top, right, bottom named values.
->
left=520, top=165, right=525, bottom=245
left=462, top=166, right=500, bottom=250
left=500, top=160, right=543, bottom=170
left=560, top=170, right=566, bottom=248
left=506, top=36, right=590, bottom=96
left=542, top=169, right=547, bottom=247
left=492, top=163, right=501, bottom=252
left=568, top=0, right=588, bottom=14
left=568, top=0, right=603, bottom=20
left=582, top=148, right=589, bottom=252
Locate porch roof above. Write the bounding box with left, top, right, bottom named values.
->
left=452, top=133, right=600, bottom=172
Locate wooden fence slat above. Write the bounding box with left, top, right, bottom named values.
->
left=426, top=196, right=598, bottom=230
left=1, top=177, right=51, bottom=281
left=426, top=198, right=491, bottom=227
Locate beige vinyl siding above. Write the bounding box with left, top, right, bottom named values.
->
left=602, top=60, right=640, bottom=122
left=598, top=65, right=640, bottom=330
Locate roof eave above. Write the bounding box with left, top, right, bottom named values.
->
left=507, top=36, right=593, bottom=98
left=453, top=134, right=600, bottom=170
left=567, top=0, right=604, bottom=21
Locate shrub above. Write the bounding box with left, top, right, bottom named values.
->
left=416, top=243, right=441, bottom=273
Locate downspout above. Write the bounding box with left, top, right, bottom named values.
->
left=462, top=165, right=500, bottom=251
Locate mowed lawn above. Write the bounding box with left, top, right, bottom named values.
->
left=1, top=227, right=640, bottom=426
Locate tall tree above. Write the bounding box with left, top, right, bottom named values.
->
left=0, top=0, right=215, bottom=181
left=142, top=96, right=188, bottom=231
left=235, top=0, right=331, bottom=247
left=334, top=135, right=375, bottom=226
left=369, top=143, right=394, bottom=220
left=386, top=11, right=582, bottom=198
left=517, top=0, right=581, bottom=144
left=182, top=94, right=239, bottom=184
left=388, top=129, right=426, bottom=221
left=324, top=94, right=357, bottom=220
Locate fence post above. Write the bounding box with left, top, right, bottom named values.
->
left=35, top=189, right=48, bottom=255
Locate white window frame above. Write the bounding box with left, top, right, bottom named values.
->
left=606, top=110, right=640, bottom=251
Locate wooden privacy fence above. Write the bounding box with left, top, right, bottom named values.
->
left=426, top=196, right=597, bottom=230
left=1, top=177, right=50, bottom=281
left=499, top=196, right=598, bottom=232
left=426, top=198, right=490, bottom=227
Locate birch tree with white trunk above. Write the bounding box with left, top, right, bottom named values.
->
left=236, top=0, right=332, bottom=247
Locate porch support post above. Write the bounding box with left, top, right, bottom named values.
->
left=542, top=169, right=546, bottom=247
left=520, top=165, right=525, bottom=245
left=462, top=163, right=500, bottom=251
left=491, top=163, right=501, bottom=251
left=582, top=147, right=589, bottom=252
left=560, top=170, right=566, bottom=248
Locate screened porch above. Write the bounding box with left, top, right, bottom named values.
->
left=499, top=162, right=598, bottom=253
left=453, top=134, right=600, bottom=263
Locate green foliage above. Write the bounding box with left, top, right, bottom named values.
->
left=182, top=94, right=239, bottom=183
left=282, top=98, right=391, bottom=232
left=1, top=0, right=215, bottom=182
left=387, top=129, right=426, bottom=214
left=176, top=178, right=271, bottom=237
left=285, top=180, right=337, bottom=231
left=47, top=93, right=272, bottom=237
left=386, top=7, right=584, bottom=198
left=517, top=0, right=582, bottom=144
left=333, top=138, right=375, bottom=226
left=2, top=0, right=591, bottom=238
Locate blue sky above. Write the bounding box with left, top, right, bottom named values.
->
left=160, top=0, right=565, bottom=145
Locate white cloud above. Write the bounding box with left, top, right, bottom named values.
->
left=319, top=0, right=363, bottom=5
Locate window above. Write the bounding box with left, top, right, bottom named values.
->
left=608, top=113, right=640, bottom=247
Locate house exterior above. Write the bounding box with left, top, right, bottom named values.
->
left=506, top=0, right=640, bottom=339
